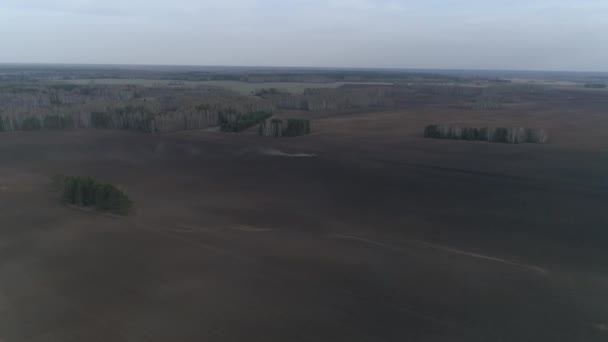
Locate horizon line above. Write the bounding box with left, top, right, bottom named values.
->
left=0, top=62, right=607, bottom=75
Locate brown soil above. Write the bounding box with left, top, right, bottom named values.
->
left=0, top=99, right=607, bottom=341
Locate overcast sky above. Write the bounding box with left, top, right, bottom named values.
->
left=0, top=0, right=606, bottom=71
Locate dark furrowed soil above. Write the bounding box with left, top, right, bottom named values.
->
left=0, top=102, right=607, bottom=341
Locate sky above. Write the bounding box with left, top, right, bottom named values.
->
left=0, top=0, right=606, bottom=71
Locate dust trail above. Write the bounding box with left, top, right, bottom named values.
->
left=166, top=224, right=271, bottom=233
left=328, top=234, right=548, bottom=275
left=257, top=147, right=316, bottom=158
left=230, top=225, right=272, bottom=232
left=593, top=322, right=608, bottom=331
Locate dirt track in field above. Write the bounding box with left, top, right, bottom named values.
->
left=0, top=100, right=607, bottom=341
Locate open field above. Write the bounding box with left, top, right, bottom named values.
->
left=0, top=86, right=607, bottom=341
left=56, top=79, right=394, bottom=95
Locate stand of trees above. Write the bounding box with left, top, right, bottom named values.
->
left=259, top=118, right=311, bottom=137
left=219, top=111, right=273, bottom=132
left=0, top=84, right=274, bottom=134
left=424, top=125, right=548, bottom=144
left=256, top=84, right=535, bottom=112
left=53, top=175, right=133, bottom=215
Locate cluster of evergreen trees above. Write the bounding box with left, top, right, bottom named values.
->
left=53, top=175, right=133, bottom=215
left=259, top=118, right=312, bottom=137
left=219, top=111, right=273, bottom=132
left=284, top=119, right=311, bottom=137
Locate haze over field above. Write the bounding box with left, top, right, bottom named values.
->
left=1, top=1, right=608, bottom=341
left=1, top=0, right=607, bottom=71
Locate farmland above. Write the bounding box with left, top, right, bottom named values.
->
left=57, top=78, right=341, bottom=94
left=55, top=78, right=394, bottom=95
left=0, top=65, right=607, bottom=341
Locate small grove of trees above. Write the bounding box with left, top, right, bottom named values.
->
left=284, top=119, right=311, bottom=137
left=424, top=125, right=548, bottom=144
left=219, top=111, right=273, bottom=132
left=259, top=118, right=311, bottom=137
left=52, top=175, right=133, bottom=215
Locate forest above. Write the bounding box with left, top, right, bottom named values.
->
left=0, top=84, right=273, bottom=133
left=0, top=69, right=604, bottom=136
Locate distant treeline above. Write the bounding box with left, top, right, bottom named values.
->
left=584, top=83, right=607, bottom=89
left=0, top=66, right=463, bottom=84
left=259, top=119, right=311, bottom=137
left=253, top=88, right=289, bottom=96
left=424, top=125, right=548, bottom=144
left=0, top=84, right=273, bottom=133
left=0, top=108, right=272, bottom=134
left=469, top=96, right=505, bottom=110
left=487, top=78, right=512, bottom=84
left=0, top=114, right=75, bottom=131
left=256, top=83, right=555, bottom=112
left=259, top=86, right=397, bottom=111
left=52, top=175, right=133, bottom=215
left=0, top=82, right=572, bottom=135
